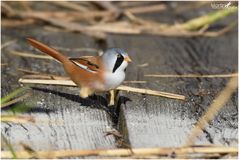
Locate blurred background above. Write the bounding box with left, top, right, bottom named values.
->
left=1, top=1, right=238, bottom=159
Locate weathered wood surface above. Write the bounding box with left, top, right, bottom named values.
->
left=108, top=31, right=238, bottom=147
left=105, top=2, right=238, bottom=148
left=1, top=27, right=116, bottom=151
left=1, top=1, right=238, bottom=157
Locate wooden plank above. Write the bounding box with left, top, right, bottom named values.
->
left=107, top=31, right=238, bottom=147
left=1, top=27, right=116, bottom=151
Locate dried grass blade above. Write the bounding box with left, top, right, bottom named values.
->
left=123, top=81, right=146, bottom=84
left=145, top=73, right=238, bottom=78
left=125, top=4, right=166, bottom=14
left=1, top=39, right=16, bottom=49
left=19, top=78, right=76, bottom=86
left=1, top=93, right=31, bottom=108
left=185, top=76, right=238, bottom=145
left=1, top=115, right=35, bottom=123
left=117, top=85, right=185, bottom=100
left=49, top=1, right=88, bottom=12
left=1, top=146, right=237, bottom=159
left=10, top=50, right=53, bottom=60
left=18, top=78, right=185, bottom=100
left=1, top=87, right=29, bottom=104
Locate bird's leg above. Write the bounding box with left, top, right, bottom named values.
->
left=108, top=89, right=119, bottom=106
left=80, top=87, right=93, bottom=98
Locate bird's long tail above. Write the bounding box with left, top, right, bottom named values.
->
left=27, top=38, right=69, bottom=64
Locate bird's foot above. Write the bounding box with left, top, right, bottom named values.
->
left=80, top=87, right=93, bottom=98
left=108, top=90, right=119, bottom=106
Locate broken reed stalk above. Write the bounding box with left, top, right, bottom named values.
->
left=3, top=3, right=237, bottom=38
left=185, top=76, right=238, bottom=145
left=1, top=115, right=35, bottom=123
left=1, top=146, right=237, bottom=159
left=117, top=85, right=185, bottom=100
left=18, top=78, right=185, bottom=100
left=145, top=73, right=238, bottom=78
left=1, top=93, right=31, bottom=108
left=1, top=87, right=29, bottom=104
left=10, top=50, right=53, bottom=60
left=177, top=7, right=238, bottom=30
left=49, top=1, right=88, bottom=12
left=1, top=39, right=16, bottom=49
left=1, top=133, right=17, bottom=159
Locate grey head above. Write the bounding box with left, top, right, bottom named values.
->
left=101, top=48, right=131, bottom=73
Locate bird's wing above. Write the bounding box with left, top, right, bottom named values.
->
left=69, top=56, right=101, bottom=73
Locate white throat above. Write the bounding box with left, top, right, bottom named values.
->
left=103, top=61, right=128, bottom=90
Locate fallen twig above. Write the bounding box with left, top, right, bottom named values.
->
left=18, top=78, right=185, bottom=100
left=125, top=4, right=166, bottom=14
left=1, top=39, right=16, bottom=49
left=177, top=7, right=238, bottom=31
left=1, top=93, right=31, bottom=108
left=22, top=74, right=69, bottom=80
left=3, top=3, right=236, bottom=38
left=18, top=68, right=41, bottom=74
left=10, top=50, right=53, bottom=60
left=49, top=1, right=88, bottom=12
left=1, top=87, right=30, bottom=104
left=1, top=134, right=17, bottom=159
left=145, top=73, right=238, bottom=78
left=185, top=76, right=238, bottom=145
left=202, top=20, right=238, bottom=37
left=1, top=63, right=8, bottom=66
left=2, top=19, right=35, bottom=27
left=1, top=115, right=35, bottom=123
left=117, top=85, right=185, bottom=100
left=51, top=46, right=99, bottom=53
left=1, top=146, right=237, bottom=159
left=123, top=81, right=146, bottom=84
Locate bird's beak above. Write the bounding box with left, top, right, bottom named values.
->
left=124, top=56, right=132, bottom=62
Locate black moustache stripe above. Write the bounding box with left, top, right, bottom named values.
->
left=113, top=54, right=124, bottom=73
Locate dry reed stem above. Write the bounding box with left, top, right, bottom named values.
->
left=10, top=50, right=53, bottom=60
left=123, top=81, right=146, bottom=84
left=202, top=20, right=238, bottom=37
left=3, top=3, right=236, bottom=38
left=18, top=78, right=185, bottom=100
left=1, top=39, right=16, bottom=49
left=1, top=115, right=35, bottom=123
left=20, top=71, right=144, bottom=83
left=22, top=74, right=69, bottom=80
left=117, top=85, right=185, bottom=100
left=185, top=76, right=238, bottom=145
left=177, top=7, right=238, bottom=30
left=125, top=4, right=166, bottom=14
left=51, top=46, right=99, bottom=52
left=1, top=63, right=8, bottom=66
left=1, top=93, right=31, bottom=108
left=137, top=63, right=149, bottom=67
left=2, top=19, right=35, bottom=27
left=145, top=73, right=238, bottom=78
left=19, top=78, right=75, bottom=86
left=49, top=1, right=88, bottom=12
left=1, top=146, right=237, bottom=159
left=18, top=68, right=41, bottom=74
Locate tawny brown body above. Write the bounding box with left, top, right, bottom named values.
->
left=27, top=38, right=105, bottom=98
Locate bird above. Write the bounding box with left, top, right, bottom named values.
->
left=26, top=38, right=132, bottom=105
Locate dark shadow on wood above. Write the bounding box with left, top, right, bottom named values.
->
left=112, top=96, right=131, bottom=124
left=31, top=87, right=125, bottom=120
left=31, top=87, right=108, bottom=107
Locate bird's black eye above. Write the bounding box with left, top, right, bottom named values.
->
left=117, top=54, right=121, bottom=58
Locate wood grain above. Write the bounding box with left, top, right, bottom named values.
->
left=107, top=31, right=238, bottom=147
left=1, top=28, right=116, bottom=151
